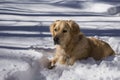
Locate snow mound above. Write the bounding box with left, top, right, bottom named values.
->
left=4, top=52, right=50, bottom=80
left=5, top=59, right=49, bottom=80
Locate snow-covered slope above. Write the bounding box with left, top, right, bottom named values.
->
left=0, top=0, right=120, bottom=80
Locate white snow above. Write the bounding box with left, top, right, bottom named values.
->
left=0, top=0, right=120, bottom=80
left=90, top=3, right=113, bottom=13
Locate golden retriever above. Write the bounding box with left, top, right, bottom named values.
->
left=48, top=20, right=115, bottom=69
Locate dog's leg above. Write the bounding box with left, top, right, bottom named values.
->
left=67, top=57, right=76, bottom=65
left=48, top=56, right=58, bottom=69
left=58, top=56, right=67, bottom=64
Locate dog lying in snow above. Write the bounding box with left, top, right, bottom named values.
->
left=48, top=20, right=115, bottom=69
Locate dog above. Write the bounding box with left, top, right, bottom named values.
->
left=48, top=20, right=115, bottom=69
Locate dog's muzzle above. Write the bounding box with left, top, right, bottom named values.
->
left=53, top=37, right=59, bottom=45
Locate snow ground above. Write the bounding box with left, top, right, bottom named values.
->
left=0, top=0, right=120, bottom=80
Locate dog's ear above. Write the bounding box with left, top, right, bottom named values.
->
left=50, top=20, right=60, bottom=36
left=79, top=32, right=84, bottom=40
left=67, top=20, right=80, bottom=35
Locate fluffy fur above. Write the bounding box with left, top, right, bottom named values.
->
left=49, top=20, right=115, bottom=68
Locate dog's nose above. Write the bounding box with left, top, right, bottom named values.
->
left=54, top=37, right=59, bottom=41
left=54, top=37, right=59, bottom=45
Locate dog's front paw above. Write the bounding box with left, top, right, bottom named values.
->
left=47, top=60, right=55, bottom=69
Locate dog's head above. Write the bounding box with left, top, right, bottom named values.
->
left=50, top=20, right=80, bottom=48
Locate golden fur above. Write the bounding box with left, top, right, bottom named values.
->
left=49, top=20, right=115, bottom=68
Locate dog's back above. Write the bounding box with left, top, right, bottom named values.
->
left=87, top=37, right=115, bottom=60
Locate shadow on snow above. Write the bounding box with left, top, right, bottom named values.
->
left=0, top=26, right=120, bottom=37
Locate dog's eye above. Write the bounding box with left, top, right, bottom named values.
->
left=54, top=29, right=57, bottom=32
left=63, top=30, right=67, bottom=33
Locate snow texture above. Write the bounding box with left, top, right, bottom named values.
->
left=0, top=0, right=120, bottom=80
